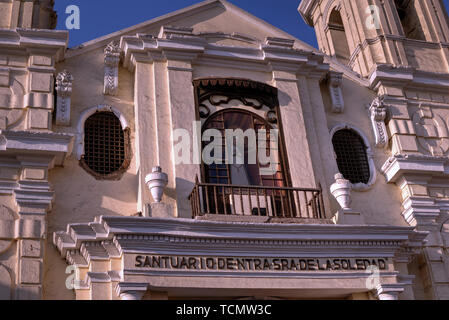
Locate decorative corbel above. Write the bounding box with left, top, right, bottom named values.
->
left=104, top=41, right=121, bottom=96
left=55, top=70, right=74, bottom=126
left=327, top=71, right=344, bottom=113
left=369, top=97, right=388, bottom=148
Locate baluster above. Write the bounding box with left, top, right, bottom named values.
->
left=194, top=186, right=199, bottom=216
left=286, top=189, right=293, bottom=218
left=190, top=191, right=195, bottom=218
left=247, top=188, right=252, bottom=216
left=264, top=188, right=269, bottom=217
left=222, top=185, right=228, bottom=215
left=280, top=189, right=285, bottom=217
left=304, top=191, right=310, bottom=218
left=231, top=186, right=236, bottom=215
left=295, top=190, right=301, bottom=218
left=214, top=186, right=218, bottom=215
left=205, top=185, right=210, bottom=214
left=273, top=189, right=278, bottom=217
left=256, top=188, right=261, bottom=216
left=239, top=188, right=244, bottom=215
left=319, top=184, right=325, bottom=219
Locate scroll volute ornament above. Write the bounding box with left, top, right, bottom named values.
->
left=369, top=97, right=388, bottom=149
left=104, top=41, right=121, bottom=96
left=327, top=71, right=344, bottom=113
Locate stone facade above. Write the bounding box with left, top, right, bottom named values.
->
left=1, top=0, right=449, bottom=300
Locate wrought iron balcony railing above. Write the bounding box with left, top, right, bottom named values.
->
left=189, top=178, right=326, bottom=220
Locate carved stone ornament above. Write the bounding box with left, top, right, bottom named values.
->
left=369, top=97, right=388, bottom=149
left=193, top=78, right=279, bottom=111
left=104, top=41, right=121, bottom=96
left=145, top=166, right=168, bottom=203
left=327, top=71, right=344, bottom=113
left=330, top=173, right=352, bottom=210
left=55, top=70, right=74, bottom=126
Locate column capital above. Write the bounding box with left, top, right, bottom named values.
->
left=374, top=284, right=405, bottom=300
left=115, top=283, right=148, bottom=300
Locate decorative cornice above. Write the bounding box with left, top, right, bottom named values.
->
left=121, top=26, right=328, bottom=77
left=54, top=216, right=427, bottom=267
left=369, top=63, right=449, bottom=90
left=297, top=0, right=317, bottom=26
left=381, top=154, right=449, bottom=183
left=0, top=130, right=74, bottom=166
left=0, top=28, right=68, bottom=62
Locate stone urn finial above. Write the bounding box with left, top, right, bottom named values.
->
left=330, top=173, right=352, bottom=210
left=145, top=166, right=168, bottom=203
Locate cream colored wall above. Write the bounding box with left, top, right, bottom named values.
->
left=308, top=0, right=449, bottom=77
left=43, top=48, right=137, bottom=300
left=41, top=1, right=420, bottom=299
left=320, top=77, right=407, bottom=227
left=0, top=2, right=12, bottom=28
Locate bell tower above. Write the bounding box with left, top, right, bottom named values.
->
left=298, top=0, right=449, bottom=77
left=300, top=0, right=449, bottom=301
left=0, top=0, right=57, bottom=29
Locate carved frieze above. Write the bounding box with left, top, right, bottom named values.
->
left=104, top=41, right=121, bottom=96
left=55, top=70, right=73, bottom=126
left=369, top=97, right=388, bottom=149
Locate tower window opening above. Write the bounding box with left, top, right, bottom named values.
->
left=394, top=0, right=426, bottom=40
left=328, top=8, right=351, bottom=65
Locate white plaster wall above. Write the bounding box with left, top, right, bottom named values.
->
left=320, top=77, right=407, bottom=227
left=44, top=47, right=138, bottom=300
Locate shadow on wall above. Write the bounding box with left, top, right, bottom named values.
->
left=48, top=159, right=139, bottom=230
left=174, top=177, right=196, bottom=219
left=276, top=88, right=293, bottom=106
left=0, top=264, right=12, bottom=300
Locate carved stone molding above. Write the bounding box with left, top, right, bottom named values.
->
left=53, top=216, right=426, bottom=300
left=104, top=41, right=121, bottom=96
left=369, top=97, right=388, bottom=149
left=55, top=70, right=74, bottom=126
left=374, top=284, right=404, bottom=300
left=193, top=78, right=279, bottom=110
left=327, top=71, right=344, bottom=113
left=115, top=283, right=148, bottom=300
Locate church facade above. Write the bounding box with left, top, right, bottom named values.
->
left=0, top=0, right=448, bottom=300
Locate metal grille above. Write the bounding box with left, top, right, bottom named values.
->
left=202, top=109, right=285, bottom=188
left=332, top=129, right=370, bottom=184
left=83, top=112, right=125, bottom=176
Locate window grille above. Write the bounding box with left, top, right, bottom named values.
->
left=82, top=112, right=126, bottom=176
left=332, top=129, right=370, bottom=184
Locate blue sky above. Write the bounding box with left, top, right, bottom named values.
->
left=55, top=0, right=449, bottom=49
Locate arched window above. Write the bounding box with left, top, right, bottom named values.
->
left=80, top=111, right=130, bottom=180
left=332, top=128, right=371, bottom=185
left=394, top=0, right=426, bottom=40
left=202, top=109, right=285, bottom=188
left=328, top=8, right=351, bottom=64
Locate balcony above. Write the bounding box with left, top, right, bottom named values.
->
left=189, top=179, right=328, bottom=223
